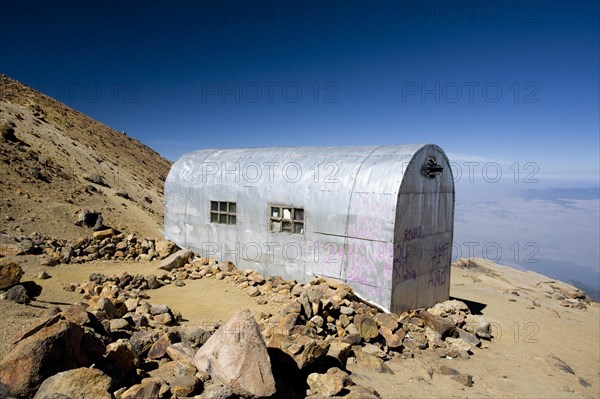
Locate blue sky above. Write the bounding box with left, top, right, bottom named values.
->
left=1, top=1, right=599, bottom=288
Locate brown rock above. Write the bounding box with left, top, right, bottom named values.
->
left=268, top=333, right=329, bottom=370
left=354, top=350, right=394, bottom=374
left=354, top=314, right=379, bottom=341
left=149, top=360, right=197, bottom=389
left=155, top=239, right=176, bottom=259
left=120, top=378, right=162, bottom=399
left=88, top=296, right=121, bottom=319
left=130, top=330, right=160, bottom=356
left=379, top=326, right=403, bottom=348
left=32, top=367, right=112, bottom=399
left=153, top=312, right=173, bottom=325
left=307, top=367, right=352, bottom=397
left=158, top=249, right=193, bottom=271
left=326, top=341, right=351, bottom=368
left=0, top=320, right=105, bottom=397
left=166, top=342, right=195, bottom=366
left=148, top=331, right=180, bottom=360
left=105, top=339, right=140, bottom=377
left=464, top=314, right=491, bottom=339
left=110, top=318, right=131, bottom=332
left=0, top=261, right=23, bottom=289
left=194, top=309, right=276, bottom=397
left=171, top=374, right=199, bottom=397
left=419, top=310, right=458, bottom=339
left=93, top=228, right=114, bottom=240
left=374, top=313, right=399, bottom=331
left=60, top=305, right=91, bottom=326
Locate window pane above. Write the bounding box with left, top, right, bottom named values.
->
left=228, top=215, right=236, bottom=225
left=271, top=221, right=281, bottom=232
left=282, top=221, right=292, bottom=232
left=220, top=202, right=228, bottom=212
left=283, top=208, right=291, bottom=220
left=210, top=212, right=218, bottom=223
left=293, top=222, right=304, bottom=235
left=271, top=207, right=280, bottom=218
left=211, top=201, right=218, bottom=211
left=229, top=202, right=236, bottom=213
left=219, top=214, right=227, bottom=224
left=294, top=209, right=304, bottom=221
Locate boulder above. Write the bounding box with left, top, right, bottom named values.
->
left=1, top=284, right=29, bottom=304
left=120, top=378, right=162, bottom=399
left=379, top=326, right=403, bottom=349
left=0, top=261, right=23, bottom=289
left=155, top=240, right=176, bottom=259
left=105, top=339, right=140, bottom=378
left=374, top=313, right=399, bottom=331
left=0, top=320, right=105, bottom=397
left=166, top=343, right=196, bottom=366
left=353, top=314, right=379, bottom=341
left=268, top=333, right=329, bottom=370
left=149, top=359, right=200, bottom=396
left=326, top=341, right=351, bottom=369
left=354, top=351, right=394, bottom=374
left=306, top=367, right=353, bottom=397
left=148, top=331, right=180, bottom=360
left=419, top=310, right=458, bottom=339
left=464, top=314, right=492, bottom=339
left=194, top=309, right=276, bottom=398
left=60, top=305, right=91, bottom=326
left=32, top=367, right=112, bottom=399
left=158, top=249, right=193, bottom=271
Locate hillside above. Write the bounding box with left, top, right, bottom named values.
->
left=0, top=74, right=172, bottom=239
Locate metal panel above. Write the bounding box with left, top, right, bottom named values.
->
left=164, top=144, right=455, bottom=313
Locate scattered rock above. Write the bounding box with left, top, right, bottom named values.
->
left=1, top=284, right=30, bottom=304
left=194, top=309, right=276, bottom=398
left=0, top=261, right=24, bottom=289
left=37, top=270, right=51, bottom=280
left=158, top=249, right=193, bottom=271
left=32, top=367, right=112, bottom=399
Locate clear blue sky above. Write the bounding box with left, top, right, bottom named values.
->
left=1, top=0, right=598, bottom=179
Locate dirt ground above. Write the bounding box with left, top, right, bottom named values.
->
left=1, top=256, right=599, bottom=399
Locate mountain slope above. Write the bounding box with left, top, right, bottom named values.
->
left=0, top=74, right=172, bottom=239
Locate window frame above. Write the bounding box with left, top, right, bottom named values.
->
left=210, top=201, right=237, bottom=225
left=269, top=205, right=304, bottom=235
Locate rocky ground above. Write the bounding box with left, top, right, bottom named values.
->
left=1, top=235, right=598, bottom=398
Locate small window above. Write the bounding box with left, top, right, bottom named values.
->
left=270, top=205, right=304, bottom=235
left=210, top=201, right=237, bottom=225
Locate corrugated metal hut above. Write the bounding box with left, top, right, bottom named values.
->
left=164, top=144, right=454, bottom=312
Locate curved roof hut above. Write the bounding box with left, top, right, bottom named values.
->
left=164, top=144, right=454, bottom=312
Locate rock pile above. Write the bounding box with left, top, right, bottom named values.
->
left=0, top=230, right=178, bottom=266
